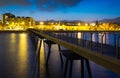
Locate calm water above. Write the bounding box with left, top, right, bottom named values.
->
left=0, top=32, right=36, bottom=78
left=0, top=32, right=120, bottom=78
left=77, top=32, right=120, bottom=46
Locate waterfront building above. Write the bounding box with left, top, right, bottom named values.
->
left=1, top=13, right=35, bottom=29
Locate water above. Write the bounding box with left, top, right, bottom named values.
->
left=0, top=32, right=36, bottom=78
left=77, top=32, right=120, bottom=46
left=0, top=32, right=120, bottom=78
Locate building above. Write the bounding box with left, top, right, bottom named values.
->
left=2, top=13, right=15, bottom=25
left=0, top=20, right=2, bottom=29
left=1, top=13, right=35, bottom=29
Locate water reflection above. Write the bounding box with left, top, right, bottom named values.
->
left=35, top=39, right=46, bottom=78
left=0, top=33, right=36, bottom=78
left=18, top=33, right=28, bottom=74
left=0, top=32, right=120, bottom=78
left=98, top=33, right=105, bottom=44
left=77, top=32, right=82, bottom=39
left=77, top=32, right=113, bottom=45
left=11, top=33, right=16, bottom=43
left=9, top=33, right=17, bottom=52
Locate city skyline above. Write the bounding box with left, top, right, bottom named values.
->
left=0, top=0, right=120, bottom=21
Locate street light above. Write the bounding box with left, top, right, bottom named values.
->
left=21, top=21, right=25, bottom=29
left=21, top=21, right=25, bottom=25
left=78, top=23, right=81, bottom=26
left=40, top=21, right=44, bottom=25
left=85, top=23, right=88, bottom=26
left=90, top=23, right=96, bottom=26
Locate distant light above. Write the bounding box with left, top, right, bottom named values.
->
left=85, top=23, right=88, bottom=26
left=90, top=23, right=96, bottom=26
left=78, top=23, right=81, bottom=26
left=56, top=25, right=63, bottom=30
left=21, top=21, right=25, bottom=25
left=6, top=22, right=9, bottom=24
left=12, top=22, right=14, bottom=24
left=40, top=21, right=44, bottom=25
left=51, top=22, right=54, bottom=25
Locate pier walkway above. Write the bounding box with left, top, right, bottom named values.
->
left=28, top=29, right=120, bottom=75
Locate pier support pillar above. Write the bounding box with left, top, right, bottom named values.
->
left=46, top=43, right=51, bottom=65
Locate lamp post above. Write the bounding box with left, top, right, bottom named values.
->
left=40, top=21, right=44, bottom=29
left=21, top=21, right=25, bottom=29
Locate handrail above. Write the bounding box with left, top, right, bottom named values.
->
left=28, top=29, right=120, bottom=75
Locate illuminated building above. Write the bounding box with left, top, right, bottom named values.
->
left=1, top=13, right=15, bottom=25
left=1, top=13, right=35, bottom=29
left=0, top=20, right=2, bottom=29
left=1, top=14, right=5, bottom=25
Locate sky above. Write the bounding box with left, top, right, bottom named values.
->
left=0, top=0, right=120, bottom=21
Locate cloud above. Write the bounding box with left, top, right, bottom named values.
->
left=36, top=0, right=82, bottom=11
left=0, top=0, right=31, bottom=6
left=0, top=0, right=82, bottom=12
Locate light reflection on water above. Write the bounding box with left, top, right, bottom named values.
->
left=0, top=33, right=35, bottom=78
left=77, top=32, right=117, bottom=46
left=77, top=32, right=82, bottom=39
left=17, top=33, right=28, bottom=75
left=0, top=32, right=120, bottom=78
left=11, top=33, right=16, bottom=43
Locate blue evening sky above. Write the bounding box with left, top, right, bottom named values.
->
left=0, top=0, right=120, bottom=21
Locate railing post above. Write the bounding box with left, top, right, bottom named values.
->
left=77, top=31, right=79, bottom=46
left=101, top=32, right=105, bottom=54
left=90, top=32, right=93, bottom=50
left=116, top=34, right=120, bottom=58
left=70, top=32, right=72, bottom=43
left=114, top=33, right=117, bottom=58
left=96, top=32, right=99, bottom=51
left=82, top=32, right=85, bottom=47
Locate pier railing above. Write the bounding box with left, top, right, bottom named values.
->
left=28, top=29, right=120, bottom=75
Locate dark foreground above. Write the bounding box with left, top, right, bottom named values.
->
left=0, top=32, right=119, bottom=78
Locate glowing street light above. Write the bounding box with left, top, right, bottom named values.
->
left=12, top=22, right=14, bottom=25
left=21, top=21, right=25, bottom=25
left=78, top=23, right=81, bottom=26
left=90, top=23, right=96, bottom=26
left=29, top=22, right=31, bottom=26
left=85, top=23, right=88, bottom=26
left=6, top=22, right=9, bottom=25
left=40, top=21, right=44, bottom=25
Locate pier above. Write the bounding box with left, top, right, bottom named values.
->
left=0, top=29, right=120, bottom=78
